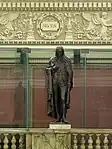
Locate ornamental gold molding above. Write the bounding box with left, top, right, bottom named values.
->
left=0, top=2, right=111, bottom=11
left=0, top=1, right=112, bottom=45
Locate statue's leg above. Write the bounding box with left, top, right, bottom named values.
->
left=60, top=86, right=68, bottom=123
left=53, top=84, right=60, bottom=122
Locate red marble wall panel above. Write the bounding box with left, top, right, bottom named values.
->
left=32, top=68, right=112, bottom=128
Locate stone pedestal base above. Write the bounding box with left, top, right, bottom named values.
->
left=49, top=123, right=71, bottom=129
left=32, top=127, right=71, bottom=149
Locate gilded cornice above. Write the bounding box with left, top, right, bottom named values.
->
left=0, top=2, right=111, bottom=11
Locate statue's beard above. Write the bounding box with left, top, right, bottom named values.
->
left=57, top=55, right=62, bottom=58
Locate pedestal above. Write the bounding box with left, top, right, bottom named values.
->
left=49, top=122, right=71, bottom=129
left=31, top=128, right=72, bottom=149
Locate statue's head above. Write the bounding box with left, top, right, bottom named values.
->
left=55, top=46, right=64, bottom=58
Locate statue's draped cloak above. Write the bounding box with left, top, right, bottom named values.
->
left=46, top=67, right=57, bottom=118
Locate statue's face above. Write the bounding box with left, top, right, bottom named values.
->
left=56, top=47, right=63, bottom=57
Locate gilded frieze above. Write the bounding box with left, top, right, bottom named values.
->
left=0, top=1, right=111, bottom=44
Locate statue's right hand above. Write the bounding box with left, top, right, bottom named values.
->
left=52, top=66, right=59, bottom=71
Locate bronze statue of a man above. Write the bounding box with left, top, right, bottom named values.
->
left=46, top=46, right=73, bottom=123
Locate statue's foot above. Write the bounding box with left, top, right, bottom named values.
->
left=62, top=119, right=69, bottom=124
left=55, top=118, right=70, bottom=124
left=55, top=119, right=61, bottom=123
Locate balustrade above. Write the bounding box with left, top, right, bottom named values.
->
left=72, top=130, right=112, bottom=149
left=0, top=129, right=26, bottom=149
left=0, top=128, right=111, bottom=149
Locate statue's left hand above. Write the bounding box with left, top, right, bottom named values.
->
left=68, top=82, right=73, bottom=91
